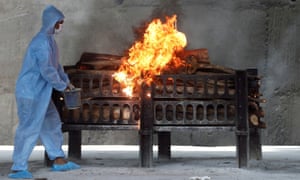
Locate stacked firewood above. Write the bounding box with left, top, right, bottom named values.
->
left=75, top=52, right=122, bottom=71
left=248, top=75, right=266, bottom=128
left=176, top=48, right=235, bottom=75
left=71, top=49, right=235, bottom=74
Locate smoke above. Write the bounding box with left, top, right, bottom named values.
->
left=262, top=7, right=299, bottom=99
left=261, top=4, right=300, bottom=144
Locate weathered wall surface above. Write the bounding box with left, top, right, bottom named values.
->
left=262, top=1, right=300, bottom=144
left=0, top=0, right=299, bottom=145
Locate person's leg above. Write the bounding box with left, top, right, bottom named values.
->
left=40, top=100, right=65, bottom=161
left=40, top=100, right=80, bottom=171
left=9, top=98, right=46, bottom=178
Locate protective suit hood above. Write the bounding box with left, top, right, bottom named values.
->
left=41, top=5, right=64, bottom=34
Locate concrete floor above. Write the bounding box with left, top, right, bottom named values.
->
left=1, top=145, right=300, bottom=180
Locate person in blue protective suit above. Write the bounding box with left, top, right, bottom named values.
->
left=8, top=5, right=80, bottom=179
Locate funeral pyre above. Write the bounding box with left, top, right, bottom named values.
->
left=61, top=15, right=266, bottom=128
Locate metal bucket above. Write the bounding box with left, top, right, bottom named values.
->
left=64, top=88, right=82, bottom=109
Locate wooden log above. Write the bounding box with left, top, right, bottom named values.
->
left=192, top=64, right=235, bottom=74
left=133, top=105, right=140, bottom=121
left=154, top=103, right=237, bottom=122
left=82, top=104, right=90, bottom=122
left=67, top=69, right=116, bottom=75
left=72, top=109, right=80, bottom=122
left=248, top=101, right=259, bottom=111
left=258, top=121, right=267, bottom=129
left=112, top=105, right=121, bottom=120
left=258, top=107, right=265, bottom=118
left=248, top=102, right=266, bottom=128
left=153, top=77, right=235, bottom=93
left=79, top=52, right=122, bottom=62
left=91, top=104, right=100, bottom=123
left=102, top=105, right=110, bottom=121
left=154, top=83, right=236, bottom=96
left=196, top=105, right=204, bottom=120
left=123, top=106, right=131, bottom=121
left=217, top=105, right=225, bottom=120
left=206, top=105, right=215, bottom=121
left=78, top=60, right=121, bottom=66
left=177, top=48, right=210, bottom=63
left=249, top=114, right=259, bottom=126
left=68, top=50, right=238, bottom=75
left=177, top=48, right=235, bottom=74
left=61, top=107, right=69, bottom=122
left=75, top=52, right=122, bottom=70
left=227, top=104, right=236, bottom=120
left=248, top=96, right=267, bottom=103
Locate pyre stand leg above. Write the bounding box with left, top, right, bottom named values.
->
left=68, top=130, right=82, bottom=159
left=139, top=130, right=153, bottom=167
left=139, top=84, right=154, bottom=167
left=158, top=132, right=171, bottom=160
left=249, top=128, right=262, bottom=160
left=236, top=70, right=249, bottom=168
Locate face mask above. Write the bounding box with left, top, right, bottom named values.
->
left=55, top=23, right=63, bottom=34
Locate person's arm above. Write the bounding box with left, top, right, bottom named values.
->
left=35, top=45, right=68, bottom=91
left=58, top=64, right=76, bottom=90
left=57, top=63, right=70, bottom=85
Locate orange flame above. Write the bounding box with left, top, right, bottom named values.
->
left=113, top=15, right=187, bottom=97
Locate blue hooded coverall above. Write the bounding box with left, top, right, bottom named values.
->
left=12, top=5, right=69, bottom=171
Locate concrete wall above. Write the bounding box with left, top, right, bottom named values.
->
left=0, top=0, right=299, bottom=145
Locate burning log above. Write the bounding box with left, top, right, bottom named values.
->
left=78, top=60, right=121, bottom=70
left=75, top=52, right=122, bottom=70
left=193, top=64, right=235, bottom=74
left=176, top=48, right=235, bottom=74
left=67, top=48, right=235, bottom=78
left=177, top=48, right=210, bottom=64
left=79, top=52, right=122, bottom=61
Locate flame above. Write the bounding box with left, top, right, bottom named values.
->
left=113, top=15, right=187, bottom=97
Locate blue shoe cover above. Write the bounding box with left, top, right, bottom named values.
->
left=8, top=170, right=33, bottom=179
left=51, top=161, right=80, bottom=171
